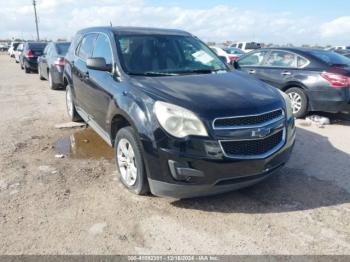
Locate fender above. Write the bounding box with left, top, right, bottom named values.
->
left=106, top=87, right=156, bottom=146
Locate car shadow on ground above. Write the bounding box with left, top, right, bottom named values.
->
left=171, top=127, right=350, bottom=213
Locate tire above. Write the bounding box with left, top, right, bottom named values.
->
left=115, top=127, right=149, bottom=195
left=24, top=66, right=30, bottom=74
left=48, top=70, right=59, bottom=90
left=20, top=61, right=24, bottom=70
left=66, top=85, right=82, bottom=122
left=38, top=66, right=45, bottom=80
left=285, top=87, right=308, bottom=118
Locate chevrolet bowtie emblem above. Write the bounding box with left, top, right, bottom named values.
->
left=251, top=128, right=271, bottom=138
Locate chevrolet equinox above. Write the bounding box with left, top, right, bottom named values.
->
left=63, top=27, right=296, bottom=198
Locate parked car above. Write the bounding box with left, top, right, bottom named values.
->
left=210, top=46, right=230, bottom=63
left=14, top=43, right=24, bottom=63
left=0, top=43, right=9, bottom=52
left=223, top=47, right=245, bottom=61
left=38, top=42, right=71, bottom=89
left=64, top=27, right=295, bottom=198
left=231, top=42, right=261, bottom=53
left=234, top=47, right=350, bottom=118
left=20, top=42, right=47, bottom=73
left=8, top=41, right=20, bottom=57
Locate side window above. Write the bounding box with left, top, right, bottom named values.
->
left=297, top=56, right=309, bottom=68
left=92, top=34, right=113, bottom=65
left=238, top=51, right=268, bottom=66
left=238, top=43, right=243, bottom=49
left=77, top=34, right=97, bottom=60
left=43, top=45, right=49, bottom=55
left=265, top=51, right=296, bottom=67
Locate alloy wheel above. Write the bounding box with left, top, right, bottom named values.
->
left=288, top=92, right=302, bottom=114
left=117, top=138, right=138, bottom=186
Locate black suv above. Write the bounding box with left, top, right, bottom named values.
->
left=64, top=27, right=296, bottom=198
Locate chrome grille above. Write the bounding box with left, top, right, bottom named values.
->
left=213, top=109, right=283, bottom=129
left=215, top=108, right=286, bottom=159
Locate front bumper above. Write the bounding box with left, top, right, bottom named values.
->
left=142, top=117, right=296, bottom=198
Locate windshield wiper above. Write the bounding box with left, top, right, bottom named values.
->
left=129, top=72, right=178, bottom=76
left=175, top=69, right=227, bottom=75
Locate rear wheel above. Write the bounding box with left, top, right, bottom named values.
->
left=48, top=71, right=59, bottom=90
left=66, top=85, right=82, bottom=122
left=38, top=66, right=45, bottom=80
left=285, top=87, right=308, bottom=118
left=115, top=127, right=149, bottom=195
left=24, top=65, right=30, bottom=74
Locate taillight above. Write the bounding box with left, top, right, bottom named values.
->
left=229, top=56, right=238, bottom=61
left=26, top=50, right=33, bottom=57
left=321, top=72, right=350, bottom=87
left=54, top=57, right=65, bottom=67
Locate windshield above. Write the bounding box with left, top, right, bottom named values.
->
left=28, top=43, right=47, bottom=50
left=115, top=34, right=227, bottom=75
left=309, top=50, right=350, bottom=66
left=56, top=43, right=70, bottom=55
left=223, top=47, right=245, bottom=55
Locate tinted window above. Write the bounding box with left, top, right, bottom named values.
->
left=238, top=51, right=268, bottom=66
left=78, top=34, right=97, bottom=60
left=223, top=47, right=245, bottom=55
left=92, top=35, right=112, bottom=64
left=115, top=34, right=227, bottom=75
left=28, top=43, right=47, bottom=50
left=297, top=56, right=309, bottom=68
left=238, top=43, right=243, bottom=49
left=309, top=50, right=350, bottom=66
left=265, top=51, right=296, bottom=67
left=245, top=42, right=261, bottom=50
left=56, top=43, right=70, bottom=55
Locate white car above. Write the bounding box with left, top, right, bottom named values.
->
left=231, top=42, right=261, bottom=53
left=8, top=41, right=20, bottom=57
left=14, top=43, right=24, bottom=63
left=210, top=46, right=230, bottom=63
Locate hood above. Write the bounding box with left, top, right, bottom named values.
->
left=132, top=71, right=284, bottom=119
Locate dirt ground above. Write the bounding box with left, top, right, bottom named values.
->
left=1, top=53, right=350, bottom=255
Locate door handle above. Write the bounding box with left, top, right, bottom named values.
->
left=281, top=71, right=291, bottom=76
left=248, top=69, right=256, bottom=74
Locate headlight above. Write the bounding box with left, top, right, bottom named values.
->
left=278, top=90, right=293, bottom=119
left=154, top=101, right=208, bottom=138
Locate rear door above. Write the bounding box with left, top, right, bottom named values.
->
left=39, top=44, right=50, bottom=78
left=257, top=50, right=301, bottom=89
left=237, top=50, right=270, bottom=77
left=72, top=33, right=98, bottom=113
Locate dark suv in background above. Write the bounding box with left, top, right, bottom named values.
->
left=234, top=48, right=350, bottom=118
left=64, top=27, right=295, bottom=198
left=20, top=42, right=47, bottom=73
left=38, top=42, right=71, bottom=89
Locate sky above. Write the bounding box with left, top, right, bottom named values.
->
left=1, top=0, right=350, bottom=45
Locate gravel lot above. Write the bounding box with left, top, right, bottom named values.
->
left=1, top=53, right=350, bottom=255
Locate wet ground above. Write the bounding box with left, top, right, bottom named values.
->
left=54, top=128, right=114, bottom=160
left=1, top=54, right=350, bottom=255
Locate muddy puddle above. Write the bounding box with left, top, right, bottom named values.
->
left=54, top=128, right=114, bottom=160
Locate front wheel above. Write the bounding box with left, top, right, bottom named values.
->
left=66, top=85, right=82, bottom=122
left=115, top=127, right=149, bottom=195
left=285, top=87, right=308, bottom=118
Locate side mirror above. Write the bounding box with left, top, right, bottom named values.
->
left=86, top=57, right=111, bottom=71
